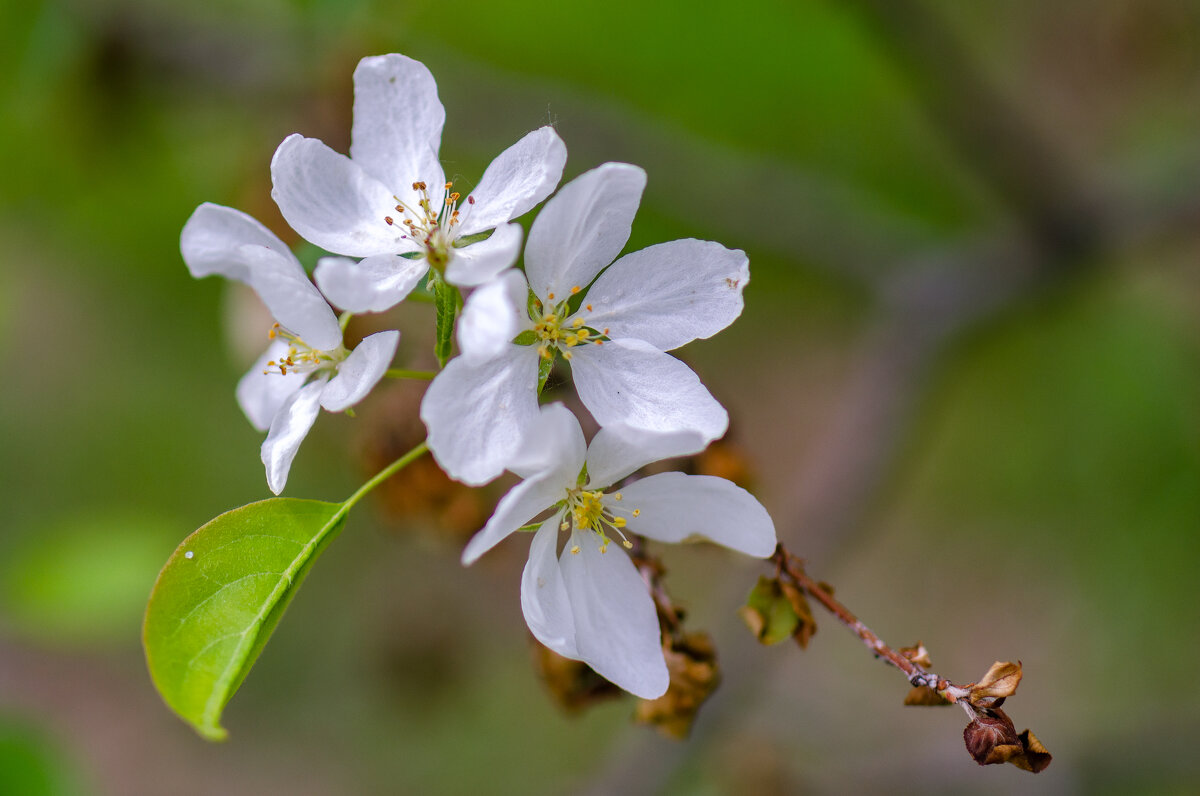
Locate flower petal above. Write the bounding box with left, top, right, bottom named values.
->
left=348, top=54, right=445, bottom=203
left=571, top=338, right=728, bottom=442
left=457, top=268, right=527, bottom=364
left=583, top=239, right=750, bottom=351
left=235, top=341, right=307, bottom=432
left=314, top=253, right=428, bottom=313
left=559, top=533, right=669, bottom=698
left=523, top=163, right=646, bottom=301
left=234, top=245, right=342, bottom=350
left=181, top=204, right=342, bottom=350
left=420, top=345, right=540, bottom=486
left=462, top=472, right=563, bottom=565
left=584, top=423, right=708, bottom=489
left=180, top=202, right=289, bottom=282
left=458, top=127, right=567, bottom=236
left=507, top=402, right=587, bottom=482
left=261, top=379, right=325, bottom=495
left=444, top=222, right=523, bottom=288
left=320, top=330, right=399, bottom=412
left=520, top=523, right=578, bottom=658
left=271, top=134, right=411, bottom=258
left=615, top=472, right=778, bottom=557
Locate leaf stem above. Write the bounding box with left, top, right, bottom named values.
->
left=385, top=368, right=437, bottom=380
left=342, top=440, right=429, bottom=511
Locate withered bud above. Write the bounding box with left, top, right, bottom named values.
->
left=634, top=632, right=720, bottom=739
left=532, top=642, right=622, bottom=713
left=899, top=641, right=933, bottom=669
left=962, top=707, right=1052, bottom=772
left=964, top=712, right=1022, bottom=766
left=967, top=661, right=1023, bottom=708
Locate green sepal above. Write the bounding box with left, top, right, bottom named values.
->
left=453, top=229, right=494, bottom=248
left=433, top=277, right=461, bottom=368
left=513, top=330, right=538, bottom=346
left=577, top=462, right=589, bottom=486
left=537, top=354, right=554, bottom=395
left=399, top=250, right=425, bottom=260
left=143, top=498, right=351, bottom=741
left=527, top=287, right=544, bottom=321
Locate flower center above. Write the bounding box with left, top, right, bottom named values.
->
left=262, top=324, right=346, bottom=377
left=383, top=180, right=474, bottom=270
left=531, top=289, right=610, bottom=362
left=559, top=487, right=640, bottom=554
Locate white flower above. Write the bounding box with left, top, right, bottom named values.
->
left=181, top=202, right=399, bottom=494
left=421, top=162, right=750, bottom=486
left=462, top=403, right=777, bottom=698
left=270, top=53, right=567, bottom=313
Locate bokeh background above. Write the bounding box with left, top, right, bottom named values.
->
left=3, top=0, right=1200, bottom=793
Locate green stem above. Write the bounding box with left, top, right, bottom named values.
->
left=342, top=440, right=429, bottom=511
left=385, top=368, right=437, bottom=381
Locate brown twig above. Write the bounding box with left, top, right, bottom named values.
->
left=771, top=544, right=968, bottom=703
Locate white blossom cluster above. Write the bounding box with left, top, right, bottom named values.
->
left=181, top=54, right=776, bottom=698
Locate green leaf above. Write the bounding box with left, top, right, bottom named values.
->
left=739, top=576, right=801, bottom=645
left=537, top=354, right=554, bottom=395
left=434, top=278, right=461, bottom=368
left=143, top=498, right=349, bottom=741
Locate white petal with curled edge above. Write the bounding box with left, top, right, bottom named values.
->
left=420, top=345, right=540, bottom=486
left=444, top=222, right=523, bottom=288
left=559, top=533, right=669, bottom=699
left=320, top=330, right=399, bottom=412
left=261, top=379, right=325, bottom=495
left=271, top=134, right=411, bottom=258
left=506, top=403, right=587, bottom=482
left=461, top=471, right=563, bottom=565
left=235, top=341, right=307, bottom=432
left=584, top=423, right=708, bottom=489
left=523, top=163, right=646, bottom=302
left=615, top=472, right=778, bottom=558
left=458, top=127, right=568, bottom=236
left=584, top=239, right=750, bottom=352
left=520, top=523, right=579, bottom=658
left=457, top=268, right=527, bottom=364
left=232, top=244, right=341, bottom=351
left=349, top=54, right=445, bottom=205
left=571, top=338, right=728, bottom=442
left=314, top=253, right=428, bottom=313
left=180, top=203, right=290, bottom=282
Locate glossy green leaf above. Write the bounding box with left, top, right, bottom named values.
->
left=143, top=498, right=348, bottom=741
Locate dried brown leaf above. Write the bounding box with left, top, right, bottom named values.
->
left=1011, top=730, right=1054, bottom=773
left=968, top=661, right=1023, bottom=708
left=778, top=581, right=818, bottom=649
left=635, top=632, right=721, bottom=739
left=904, top=685, right=951, bottom=706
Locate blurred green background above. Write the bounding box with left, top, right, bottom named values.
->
left=2, top=0, right=1199, bottom=793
